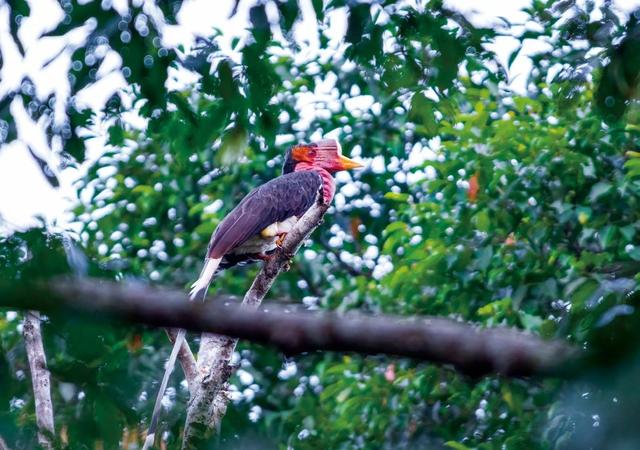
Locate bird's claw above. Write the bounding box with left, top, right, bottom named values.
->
left=275, top=233, right=287, bottom=248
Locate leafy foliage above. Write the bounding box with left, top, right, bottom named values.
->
left=3, top=1, right=640, bottom=449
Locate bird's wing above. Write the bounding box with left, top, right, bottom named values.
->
left=207, top=171, right=322, bottom=258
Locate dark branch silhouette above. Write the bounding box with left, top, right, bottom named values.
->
left=3, top=277, right=578, bottom=380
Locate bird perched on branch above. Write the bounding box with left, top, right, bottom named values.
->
left=143, top=139, right=361, bottom=449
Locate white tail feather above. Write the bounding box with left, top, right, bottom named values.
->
left=189, top=257, right=221, bottom=300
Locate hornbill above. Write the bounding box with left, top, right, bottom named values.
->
left=143, top=139, right=361, bottom=448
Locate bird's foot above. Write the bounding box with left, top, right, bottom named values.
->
left=275, top=233, right=287, bottom=248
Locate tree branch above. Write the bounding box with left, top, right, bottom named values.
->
left=165, top=328, right=197, bottom=394
left=0, top=433, right=11, bottom=450
left=23, top=312, right=55, bottom=449
left=2, top=272, right=580, bottom=448
left=183, top=198, right=330, bottom=448
left=3, top=278, right=579, bottom=379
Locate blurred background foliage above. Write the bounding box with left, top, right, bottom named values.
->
left=2, top=0, right=640, bottom=448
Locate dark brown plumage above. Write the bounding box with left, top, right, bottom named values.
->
left=209, top=170, right=322, bottom=265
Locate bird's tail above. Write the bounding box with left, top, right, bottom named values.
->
left=189, top=257, right=221, bottom=300
left=142, top=257, right=221, bottom=450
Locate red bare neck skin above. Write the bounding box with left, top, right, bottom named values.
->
left=294, top=162, right=336, bottom=203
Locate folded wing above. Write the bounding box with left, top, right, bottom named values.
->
left=207, top=171, right=323, bottom=259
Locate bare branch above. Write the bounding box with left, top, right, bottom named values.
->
left=5, top=278, right=579, bottom=378
left=2, top=237, right=579, bottom=447
left=2, top=266, right=580, bottom=448
left=23, top=312, right=55, bottom=449
left=183, top=198, right=330, bottom=447
left=245, top=198, right=330, bottom=307
left=165, top=329, right=197, bottom=394
left=0, top=433, right=11, bottom=450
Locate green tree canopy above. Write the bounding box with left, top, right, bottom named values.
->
left=2, top=0, right=640, bottom=449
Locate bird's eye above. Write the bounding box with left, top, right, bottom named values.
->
left=308, top=149, right=317, bottom=157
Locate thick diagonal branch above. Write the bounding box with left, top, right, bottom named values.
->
left=23, top=312, right=55, bottom=449
left=182, top=198, right=329, bottom=448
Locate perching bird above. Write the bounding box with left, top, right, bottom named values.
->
left=143, top=139, right=361, bottom=449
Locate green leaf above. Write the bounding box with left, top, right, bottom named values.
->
left=194, top=221, right=216, bottom=236
left=409, top=92, right=438, bottom=135
left=628, top=247, right=640, bottom=261
left=568, top=278, right=598, bottom=308
left=384, top=192, right=410, bottom=202
left=217, top=126, right=248, bottom=166
left=475, top=245, right=493, bottom=271
left=131, top=185, right=154, bottom=195
left=383, top=221, right=408, bottom=236
left=620, top=225, right=636, bottom=242
left=588, top=181, right=612, bottom=202
left=478, top=297, right=511, bottom=316
left=473, top=210, right=491, bottom=232
left=107, top=124, right=125, bottom=146
left=445, top=442, right=472, bottom=450
left=519, top=311, right=543, bottom=331
left=599, top=225, right=616, bottom=249
left=345, top=4, right=370, bottom=45
left=188, top=203, right=206, bottom=217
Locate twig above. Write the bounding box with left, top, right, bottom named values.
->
left=229, top=0, right=241, bottom=18
left=0, top=434, right=11, bottom=450
left=165, top=329, right=197, bottom=394
left=23, top=312, right=55, bottom=449
left=182, top=197, right=330, bottom=448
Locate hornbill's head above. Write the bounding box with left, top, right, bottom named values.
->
left=283, top=139, right=362, bottom=174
